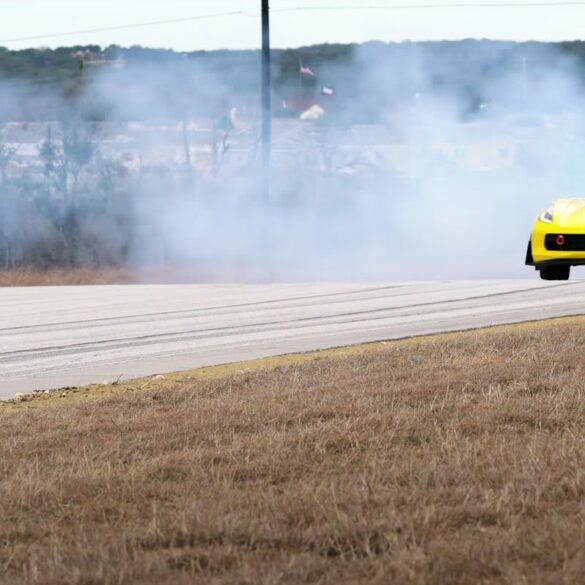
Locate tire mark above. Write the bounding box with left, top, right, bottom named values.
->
left=0, top=282, right=581, bottom=363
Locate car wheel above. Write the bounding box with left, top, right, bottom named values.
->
left=539, top=266, right=570, bottom=280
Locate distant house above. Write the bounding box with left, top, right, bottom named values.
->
left=277, top=97, right=325, bottom=118
left=71, top=50, right=125, bottom=70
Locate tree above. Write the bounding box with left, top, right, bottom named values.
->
left=0, top=125, right=16, bottom=186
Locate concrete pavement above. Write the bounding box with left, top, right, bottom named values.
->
left=1, top=281, right=585, bottom=398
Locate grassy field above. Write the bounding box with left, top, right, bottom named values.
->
left=2, top=318, right=585, bottom=584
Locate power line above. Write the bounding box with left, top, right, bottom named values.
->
left=2, top=2, right=585, bottom=45
left=0, top=11, right=252, bottom=45
left=273, top=1, right=585, bottom=14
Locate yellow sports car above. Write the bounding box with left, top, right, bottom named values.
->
left=526, top=198, right=585, bottom=280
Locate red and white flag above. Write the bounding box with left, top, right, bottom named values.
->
left=300, top=64, right=315, bottom=77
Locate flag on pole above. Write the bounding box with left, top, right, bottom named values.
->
left=300, top=64, right=315, bottom=77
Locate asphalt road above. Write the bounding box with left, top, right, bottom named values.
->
left=1, top=280, right=585, bottom=398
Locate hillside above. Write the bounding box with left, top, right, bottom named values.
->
left=1, top=40, right=585, bottom=121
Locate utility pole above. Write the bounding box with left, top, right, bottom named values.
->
left=261, top=0, right=271, bottom=201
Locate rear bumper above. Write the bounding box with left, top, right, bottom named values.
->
left=529, top=223, right=585, bottom=266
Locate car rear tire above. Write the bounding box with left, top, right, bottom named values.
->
left=539, top=266, right=570, bottom=280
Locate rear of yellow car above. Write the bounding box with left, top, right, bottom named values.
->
left=527, top=199, right=585, bottom=280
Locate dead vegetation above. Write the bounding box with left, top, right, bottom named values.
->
left=0, top=264, right=271, bottom=286
left=0, top=267, right=139, bottom=286
left=2, top=318, right=585, bottom=584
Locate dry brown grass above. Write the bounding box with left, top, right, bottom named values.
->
left=2, top=318, right=585, bottom=584
left=0, top=264, right=270, bottom=286
left=0, top=268, right=140, bottom=287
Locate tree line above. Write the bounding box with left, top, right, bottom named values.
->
left=1, top=40, right=584, bottom=122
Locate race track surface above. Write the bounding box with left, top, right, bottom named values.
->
left=1, top=280, right=585, bottom=398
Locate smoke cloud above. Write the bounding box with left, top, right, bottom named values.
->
left=1, top=41, right=585, bottom=281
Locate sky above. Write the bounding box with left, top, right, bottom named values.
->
left=2, top=0, right=585, bottom=50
